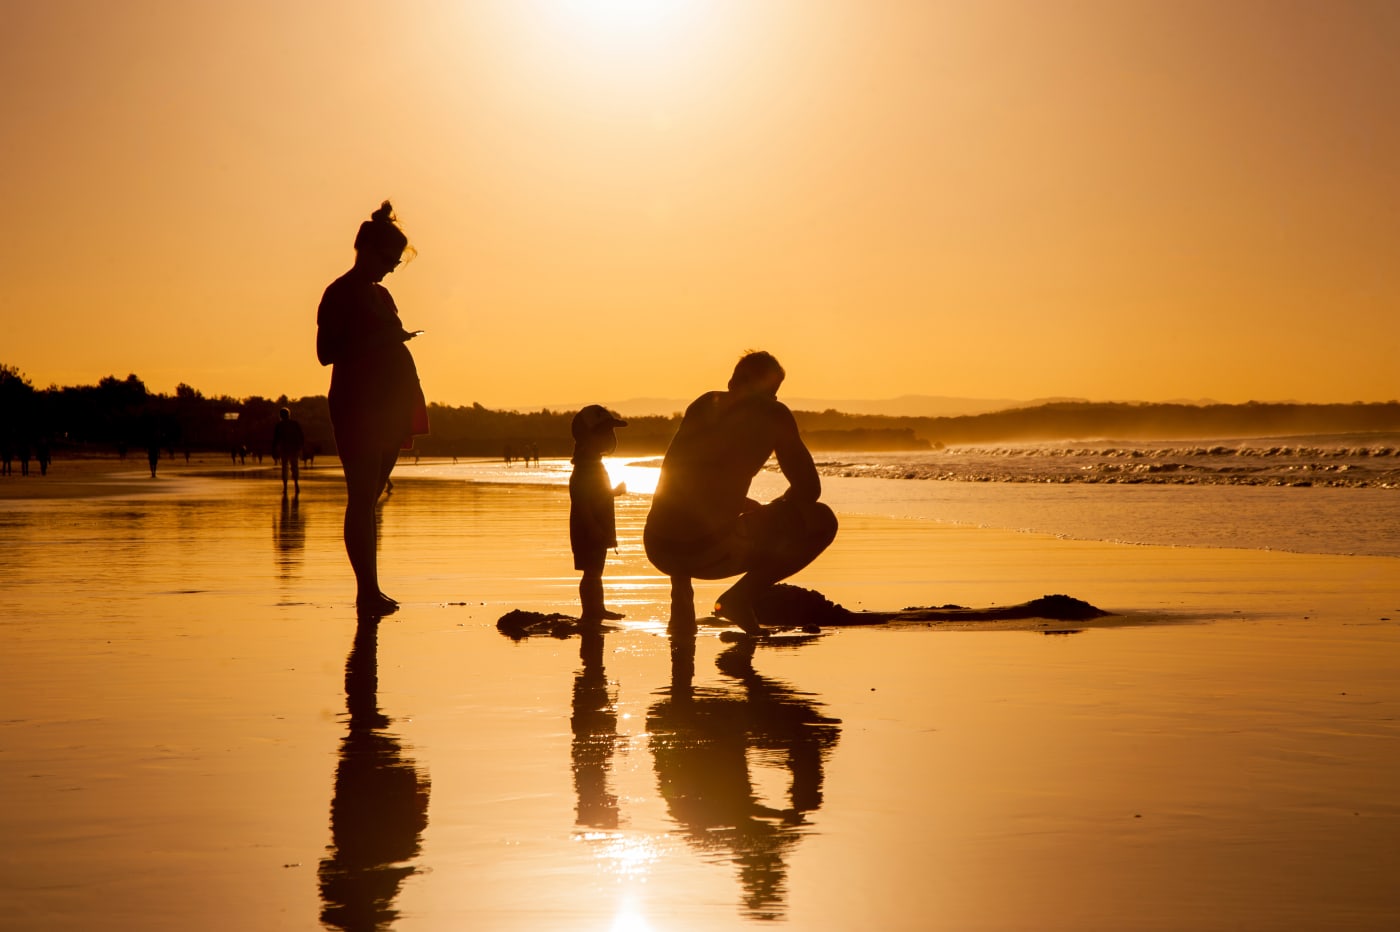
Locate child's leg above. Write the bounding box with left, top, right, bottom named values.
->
left=579, top=569, right=605, bottom=622
left=576, top=548, right=627, bottom=621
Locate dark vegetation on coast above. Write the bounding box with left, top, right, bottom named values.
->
left=4, top=364, right=1399, bottom=459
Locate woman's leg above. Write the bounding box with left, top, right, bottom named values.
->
left=342, top=447, right=396, bottom=612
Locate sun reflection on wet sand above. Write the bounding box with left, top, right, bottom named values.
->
left=607, top=894, right=656, bottom=932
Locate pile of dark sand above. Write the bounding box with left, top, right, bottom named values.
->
left=497, top=586, right=1110, bottom=639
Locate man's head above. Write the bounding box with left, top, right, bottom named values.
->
left=727, top=350, right=785, bottom=396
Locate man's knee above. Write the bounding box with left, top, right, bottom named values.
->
left=807, top=502, right=838, bottom=549
left=769, top=500, right=837, bottom=552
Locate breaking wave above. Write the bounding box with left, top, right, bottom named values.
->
left=808, top=434, right=1400, bottom=489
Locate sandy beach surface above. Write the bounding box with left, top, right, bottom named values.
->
left=2, top=457, right=1398, bottom=931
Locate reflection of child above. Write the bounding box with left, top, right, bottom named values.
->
left=569, top=405, right=628, bottom=624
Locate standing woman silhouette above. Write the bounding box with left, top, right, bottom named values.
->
left=317, top=201, right=429, bottom=615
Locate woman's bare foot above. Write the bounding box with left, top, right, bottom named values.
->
left=357, top=592, right=399, bottom=616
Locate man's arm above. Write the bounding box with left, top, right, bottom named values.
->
left=771, top=405, right=821, bottom=502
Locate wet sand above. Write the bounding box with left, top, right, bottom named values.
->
left=2, top=462, right=1398, bottom=930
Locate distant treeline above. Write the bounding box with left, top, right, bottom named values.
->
left=4, top=365, right=1398, bottom=458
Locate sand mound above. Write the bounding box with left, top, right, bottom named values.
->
left=496, top=587, right=1110, bottom=638
left=755, top=584, right=1110, bottom=628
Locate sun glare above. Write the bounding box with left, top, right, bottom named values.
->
left=603, top=457, right=661, bottom=496
left=554, top=0, right=695, bottom=45
left=609, top=894, right=655, bottom=932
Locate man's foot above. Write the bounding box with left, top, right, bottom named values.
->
left=714, top=594, right=768, bottom=636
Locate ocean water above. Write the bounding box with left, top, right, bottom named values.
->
left=407, top=433, right=1400, bottom=559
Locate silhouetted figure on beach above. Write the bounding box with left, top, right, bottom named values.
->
left=317, top=201, right=429, bottom=615
left=570, top=405, right=628, bottom=624
left=319, top=617, right=431, bottom=932
left=648, top=628, right=840, bottom=920
left=571, top=629, right=621, bottom=829
left=1, top=440, right=11, bottom=476
left=644, top=351, right=838, bottom=634
left=147, top=439, right=160, bottom=478
left=36, top=440, right=50, bottom=476
left=18, top=442, right=30, bottom=477
left=272, top=407, right=305, bottom=496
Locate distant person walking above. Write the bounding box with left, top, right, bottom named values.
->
left=147, top=439, right=160, bottom=478
left=644, top=351, right=838, bottom=634
left=272, top=407, right=306, bottom=496
left=317, top=201, right=429, bottom=616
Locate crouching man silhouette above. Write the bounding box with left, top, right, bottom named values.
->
left=643, top=351, right=837, bottom=635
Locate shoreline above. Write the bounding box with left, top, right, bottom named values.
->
left=0, top=454, right=334, bottom=501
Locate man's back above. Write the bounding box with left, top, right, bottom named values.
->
left=648, top=390, right=818, bottom=544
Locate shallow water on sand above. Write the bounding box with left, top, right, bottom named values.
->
left=2, top=470, right=1399, bottom=930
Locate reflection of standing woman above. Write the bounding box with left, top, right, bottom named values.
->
left=317, top=201, right=428, bottom=614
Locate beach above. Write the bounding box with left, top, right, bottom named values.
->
left=2, top=457, right=1398, bottom=931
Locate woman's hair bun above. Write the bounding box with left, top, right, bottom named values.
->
left=353, top=199, right=409, bottom=256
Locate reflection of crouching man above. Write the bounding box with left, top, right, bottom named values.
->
left=273, top=407, right=306, bottom=496
left=644, top=351, right=838, bottom=634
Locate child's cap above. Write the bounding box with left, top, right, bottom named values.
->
left=571, top=405, right=628, bottom=441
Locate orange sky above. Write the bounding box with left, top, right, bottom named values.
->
left=3, top=0, right=1397, bottom=409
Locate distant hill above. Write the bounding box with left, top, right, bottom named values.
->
left=793, top=400, right=1400, bottom=445
left=552, top=394, right=1069, bottom=419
